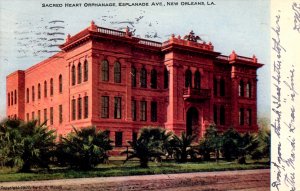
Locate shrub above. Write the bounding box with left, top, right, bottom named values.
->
left=122, top=127, right=168, bottom=168
left=57, top=126, right=112, bottom=170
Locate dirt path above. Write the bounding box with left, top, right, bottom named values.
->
left=0, top=169, right=270, bottom=191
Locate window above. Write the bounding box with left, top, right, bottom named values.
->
left=114, top=61, right=121, bottom=83
left=132, top=132, right=137, bottom=143
left=194, top=70, right=201, bottom=89
left=150, top=69, right=157, bottom=89
left=220, top=105, right=225, bottom=125
left=246, top=82, right=251, bottom=98
left=151, top=101, right=157, bottom=122
left=59, top=105, right=63, bottom=124
left=38, top=110, right=41, bottom=125
left=84, top=96, right=88, bottom=118
left=114, top=97, right=121, bottom=119
left=50, top=78, right=53, bottom=96
left=246, top=109, right=252, bottom=125
left=44, top=81, right=47, bottom=97
left=239, top=108, right=244, bottom=125
left=32, top=86, right=35, bottom=101
left=78, top=63, right=82, bottom=84
left=38, top=83, right=41, bottom=99
left=71, top=99, right=76, bottom=120
left=84, top=60, right=88, bottom=82
left=131, top=100, right=136, bottom=121
left=26, top=113, right=29, bottom=121
left=213, top=105, right=218, bottom=124
left=101, top=60, right=109, bottom=81
left=214, top=78, right=218, bottom=96
left=44, top=108, right=47, bottom=125
left=101, top=96, right=109, bottom=118
left=7, top=93, right=10, bottom=106
left=140, top=101, right=147, bottom=121
left=32, top=111, right=35, bottom=120
left=131, top=66, right=136, bottom=87
left=115, top=132, right=123, bottom=147
left=71, top=65, right=76, bottom=85
left=185, top=69, right=192, bottom=88
left=140, top=67, right=147, bottom=88
left=14, top=90, right=17, bottom=104
left=50, top=107, right=53, bottom=125
left=78, top=97, right=82, bottom=119
left=26, top=88, right=29, bottom=103
left=59, top=75, right=63, bottom=93
left=11, top=91, right=13, bottom=105
left=220, top=78, right=225, bottom=96
left=164, top=68, right=169, bottom=89
left=239, top=80, right=244, bottom=97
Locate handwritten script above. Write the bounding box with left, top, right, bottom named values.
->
left=271, top=6, right=297, bottom=191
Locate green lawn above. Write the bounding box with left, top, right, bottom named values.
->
left=0, top=159, right=270, bottom=182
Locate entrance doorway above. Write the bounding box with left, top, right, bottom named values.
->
left=186, top=107, right=199, bottom=136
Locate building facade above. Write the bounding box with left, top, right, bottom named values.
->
left=6, top=21, right=263, bottom=146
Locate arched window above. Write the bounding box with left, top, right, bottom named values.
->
left=150, top=69, right=157, bottom=89
left=14, top=90, right=17, bottom=104
left=59, top=75, right=63, bottom=93
left=8, top=93, right=10, bottom=106
left=140, top=67, right=147, bottom=88
left=194, top=70, right=201, bottom=89
left=101, top=60, right=109, bottom=81
left=71, top=65, right=76, bottom=85
left=77, top=62, right=82, bottom=84
left=44, top=81, right=47, bottom=97
left=239, top=80, right=244, bottom=97
left=131, top=66, right=136, bottom=87
left=246, top=82, right=251, bottom=98
left=185, top=69, right=192, bottom=88
left=26, top=88, right=29, bottom=103
left=32, top=86, right=35, bottom=101
left=239, top=108, right=244, bottom=125
left=114, top=61, right=121, bottom=83
left=50, top=78, right=53, bottom=96
left=220, top=105, right=225, bottom=125
left=213, top=105, right=217, bottom=124
left=11, top=91, right=13, bottom=105
left=38, top=83, right=41, bottom=99
left=220, top=78, right=225, bottom=96
left=164, top=68, right=169, bottom=89
left=214, top=77, right=218, bottom=96
left=84, top=60, right=88, bottom=82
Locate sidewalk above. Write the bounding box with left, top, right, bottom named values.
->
left=0, top=169, right=270, bottom=191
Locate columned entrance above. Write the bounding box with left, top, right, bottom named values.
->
left=186, top=107, right=199, bottom=136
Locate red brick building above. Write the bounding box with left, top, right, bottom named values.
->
left=6, top=21, right=263, bottom=146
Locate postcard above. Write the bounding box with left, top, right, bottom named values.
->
left=0, top=0, right=299, bottom=190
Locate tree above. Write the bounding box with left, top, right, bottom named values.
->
left=199, top=125, right=222, bottom=161
left=19, top=120, right=56, bottom=172
left=170, top=132, right=197, bottom=163
left=122, top=127, right=167, bottom=168
left=0, top=119, right=23, bottom=168
left=221, top=127, right=241, bottom=161
left=0, top=118, right=56, bottom=172
left=57, top=126, right=112, bottom=170
left=250, top=127, right=270, bottom=161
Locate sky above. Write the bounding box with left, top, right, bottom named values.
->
left=0, top=0, right=270, bottom=120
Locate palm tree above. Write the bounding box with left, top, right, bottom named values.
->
left=0, top=118, right=56, bottom=172
left=19, top=120, right=56, bottom=172
left=170, top=132, right=197, bottom=163
left=0, top=118, right=23, bottom=168
left=202, top=125, right=222, bottom=161
left=122, top=127, right=167, bottom=168
left=57, top=126, right=112, bottom=170
left=250, top=127, right=270, bottom=161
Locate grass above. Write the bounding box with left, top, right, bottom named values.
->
left=0, top=159, right=270, bottom=182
